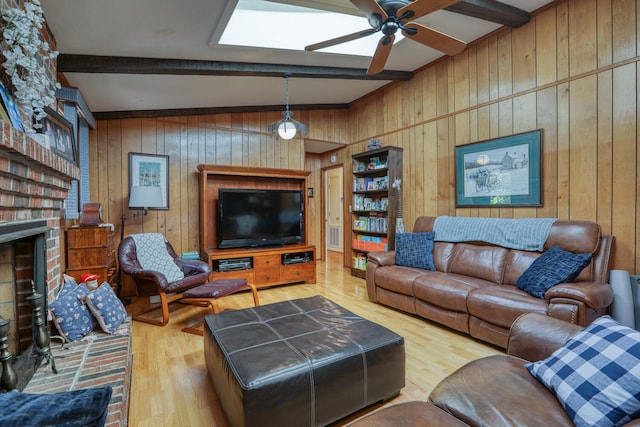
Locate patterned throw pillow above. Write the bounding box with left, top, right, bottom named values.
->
left=48, top=282, right=94, bottom=342
left=84, top=283, right=128, bottom=334
left=516, top=246, right=592, bottom=299
left=395, top=232, right=436, bottom=270
left=526, top=316, right=640, bottom=427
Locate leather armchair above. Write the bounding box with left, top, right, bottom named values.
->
left=118, top=235, right=211, bottom=326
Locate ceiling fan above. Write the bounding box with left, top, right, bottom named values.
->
left=305, top=0, right=467, bottom=75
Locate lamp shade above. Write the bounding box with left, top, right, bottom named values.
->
left=129, top=185, right=164, bottom=209
left=278, top=121, right=297, bottom=140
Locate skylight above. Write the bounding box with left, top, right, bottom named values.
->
left=219, top=0, right=402, bottom=57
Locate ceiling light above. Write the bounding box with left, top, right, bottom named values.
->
left=268, top=74, right=308, bottom=140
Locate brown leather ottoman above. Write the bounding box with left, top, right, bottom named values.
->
left=204, top=295, right=405, bottom=427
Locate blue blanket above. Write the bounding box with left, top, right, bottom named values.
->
left=433, top=216, right=557, bottom=251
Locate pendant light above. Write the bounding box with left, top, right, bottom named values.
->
left=268, top=73, right=308, bottom=140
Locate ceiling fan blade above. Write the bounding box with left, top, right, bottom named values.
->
left=367, top=34, right=395, bottom=75
left=350, top=0, right=388, bottom=21
left=305, top=28, right=377, bottom=51
left=397, top=0, right=462, bottom=21
left=402, top=22, right=466, bottom=56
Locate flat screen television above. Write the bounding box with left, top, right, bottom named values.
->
left=217, top=188, right=304, bottom=249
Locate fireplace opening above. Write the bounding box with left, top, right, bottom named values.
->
left=0, top=220, right=51, bottom=392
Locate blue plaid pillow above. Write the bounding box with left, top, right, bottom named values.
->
left=395, top=232, right=436, bottom=270
left=85, top=283, right=128, bottom=334
left=526, top=316, right=640, bottom=427
left=516, top=246, right=592, bottom=299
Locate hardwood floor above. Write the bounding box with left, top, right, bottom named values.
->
left=127, top=255, right=501, bottom=426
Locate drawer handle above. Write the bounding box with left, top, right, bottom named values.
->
left=296, top=271, right=300, bottom=276
left=266, top=259, right=270, bottom=264
left=266, top=275, right=270, bottom=280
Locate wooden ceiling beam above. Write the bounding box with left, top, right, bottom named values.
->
left=446, top=0, right=531, bottom=27
left=57, top=54, right=414, bottom=81
left=92, top=103, right=350, bottom=120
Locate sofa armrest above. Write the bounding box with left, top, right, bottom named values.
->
left=545, top=281, right=613, bottom=308
left=367, top=250, right=396, bottom=266
left=507, top=313, right=583, bottom=361
left=365, top=251, right=395, bottom=302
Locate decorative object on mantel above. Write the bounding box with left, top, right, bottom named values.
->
left=0, top=0, right=59, bottom=132
left=392, top=178, right=405, bottom=233
left=267, top=73, right=308, bottom=140
left=367, top=138, right=382, bottom=150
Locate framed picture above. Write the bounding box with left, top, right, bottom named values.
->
left=0, top=81, right=23, bottom=131
left=40, top=106, right=76, bottom=165
left=128, top=152, right=169, bottom=210
left=455, top=129, right=542, bottom=207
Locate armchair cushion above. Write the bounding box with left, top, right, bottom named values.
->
left=130, top=233, right=184, bottom=283
left=516, top=246, right=592, bottom=299
left=526, top=315, right=640, bottom=427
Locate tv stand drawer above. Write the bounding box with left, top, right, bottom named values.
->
left=253, top=255, right=280, bottom=269
left=255, top=268, right=281, bottom=285
left=281, top=263, right=315, bottom=283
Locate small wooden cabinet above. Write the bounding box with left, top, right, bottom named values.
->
left=65, top=225, right=117, bottom=286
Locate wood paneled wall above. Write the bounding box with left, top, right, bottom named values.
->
left=89, top=111, right=348, bottom=262
left=325, top=0, right=639, bottom=274
left=90, top=0, right=640, bottom=274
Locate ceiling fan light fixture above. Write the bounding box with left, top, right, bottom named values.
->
left=269, top=74, right=308, bottom=140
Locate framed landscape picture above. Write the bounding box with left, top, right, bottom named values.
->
left=455, top=129, right=542, bottom=207
left=128, top=152, right=169, bottom=210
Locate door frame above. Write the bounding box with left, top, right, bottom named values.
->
left=321, top=162, right=344, bottom=263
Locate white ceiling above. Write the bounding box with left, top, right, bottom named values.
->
left=39, top=0, right=554, bottom=151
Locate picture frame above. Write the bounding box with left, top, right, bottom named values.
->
left=0, top=81, right=23, bottom=131
left=455, top=129, right=542, bottom=207
left=128, top=152, right=169, bottom=210
left=40, top=106, right=77, bottom=165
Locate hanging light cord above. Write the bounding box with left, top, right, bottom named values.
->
left=283, top=73, right=292, bottom=120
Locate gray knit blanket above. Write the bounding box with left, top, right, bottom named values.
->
left=433, top=216, right=557, bottom=251
left=131, top=233, right=184, bottom=283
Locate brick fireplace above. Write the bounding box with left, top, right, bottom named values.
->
left=0, top=122, right=79, bottom=390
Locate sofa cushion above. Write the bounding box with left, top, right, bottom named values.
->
left=526, top=315, right=640, bottom=427
left=516, top=246, right=592, bottom=299
left=395, top=232, right=436, bottom=270
left=448, top=243, right=509, bottom=284
left=430, top=354, right=573, bottom=426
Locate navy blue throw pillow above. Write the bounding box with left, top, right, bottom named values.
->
left=0, top=387, right=112, bottom=427
left=395, top=232, right=436, bottom=271
left=516, top=246, right=592, bottom=299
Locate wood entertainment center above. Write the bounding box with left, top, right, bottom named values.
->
left=198, top=165, right=316, bottom=287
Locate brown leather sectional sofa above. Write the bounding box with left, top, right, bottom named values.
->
left=349, top=313, right=640, bottom=427
left=366, top=216, right=615, bottom=348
